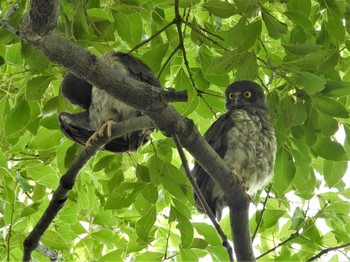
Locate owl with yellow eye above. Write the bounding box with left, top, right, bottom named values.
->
left=192, top=80, right=277, bottom=220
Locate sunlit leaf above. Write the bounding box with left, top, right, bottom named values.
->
left=136, top=205, right=156, bottom=242
left=262, top=9, right=288, bottom=39
left=323, top=160, right=348, bottom=187
left=202, top=1, right=236, bottom=18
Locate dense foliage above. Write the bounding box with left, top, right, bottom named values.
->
left=0, top=0, right=349, bottom=260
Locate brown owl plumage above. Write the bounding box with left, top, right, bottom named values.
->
left=193, top=80, right=276, bottom=220
left=59, top=52, right=161, bottom=152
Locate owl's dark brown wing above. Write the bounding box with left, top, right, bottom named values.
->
left=114, top=52, right=161, bottom=89
left=192, top=112, right=234, bottom=220
left=61, top=73, right=92, bottom=110
left=59, top=112, right=149, bottom=152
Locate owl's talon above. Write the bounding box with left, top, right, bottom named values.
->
left=98, top=120, right=115, bottom=137
left=85, top=120, right=116, bottom=147
left=234, top=173, right=244, bottom=186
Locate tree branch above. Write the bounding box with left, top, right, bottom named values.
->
left=23, top=116, right=154, bottom=261
left=252, top=187, right=271, bottom=241
left=172, top=133, right=233, bottom=262
left=307, top=243, right=350, bottom=261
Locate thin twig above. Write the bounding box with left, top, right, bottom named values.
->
left=173, top=0, right=217, bottom=117
left=256, top=231, right=300, bottom=259
left=130, top=20, right=176, bottom=53
left=307, top=243, right=350, bottom=261
left=0, top=4, right=20, bottom=35
left=163, top=222, right=172, bottom=260
left=183, top=20, right=229, bottom=51
left=172, top=133, right=234, bottom=262
left=158, top=44, right=181, bottom=79
left=252, top=187, right=271, bottom=241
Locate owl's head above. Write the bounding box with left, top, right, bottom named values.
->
left=225, top=80, right=267, bottom=111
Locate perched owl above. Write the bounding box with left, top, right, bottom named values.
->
left=193, top=80, right=276, bottom=220
left=59, top=52, right=161, bottom=152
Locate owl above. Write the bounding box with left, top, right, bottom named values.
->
left=59, top=52, right=161, bottom=152
left=193, top=80, right=276, bottom=220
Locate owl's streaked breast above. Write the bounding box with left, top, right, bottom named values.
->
left=223, top=109, right=276, bottom=194
left=89, top=86, right=140, bottom=131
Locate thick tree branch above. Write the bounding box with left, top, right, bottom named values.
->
left=4, top=1, right=255, bottom=260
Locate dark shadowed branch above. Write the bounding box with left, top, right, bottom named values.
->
left=23, top=116, right=154, bottom=261
left=172, top=133, right=233, bottom=262
left=307, top=243, right=350, bottom=261
left=252, top=187, right=271, bottom=241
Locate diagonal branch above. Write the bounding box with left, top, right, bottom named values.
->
left=23, top=116, right=154, bottom=261
left=172, top=133, right=233, bottom=262
left=307, top=243, right=350, bottom=261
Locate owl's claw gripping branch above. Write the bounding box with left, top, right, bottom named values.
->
left=86, top=120, right=116, bottom=147
left=234, top=173, right=244, bottom=186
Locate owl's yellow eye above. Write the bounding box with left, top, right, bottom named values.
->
left=243, top=91, right=252, bottom=99
left=228, top=93, right=235, bottom=100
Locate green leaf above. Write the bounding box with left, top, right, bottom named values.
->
left=105, top=182, right=145, bottom=209
left=262, top=9, right=288, bottom=39
left=323, top=160, right=347, bottom=187
left=226, top=17, right=246, bottom=48
left=193, top=223, right=222, bottom=246
left=91, top=229, right=115, bottom=248
left=299, top=72, right=327, bottom=95
left=126, top=232, right=148, bottom=253
left=141, top=43, right=168, bottom=74
left=312, top=134, right=347, bottom=161
left=292, top=140, right=316, bottom=195
left=41, top=230, right=69, bottom=250
left=323, top=81, right=350, bottom=97
left=290, top=207, right=305, bottom=230
left=134, top=252, right=163, bottom=262
left=180, top=248, right=199, bottom=261
left=27, top=165, right=59, bottom=189
left=136, top=205, right=156, bottom=242
left=172, top=67, right=198, bottom=116
left=20, top=202, right=41, bottom=218
left=29, top=129, right=62, bottom=151
left=284, top=10, right=313, bottom=31
left=4, top=94, right=30, bottom=136
left=59, top=203, right=78, bottom=224
left=292, top=100, right=307, bottom=126
left=87, top=8, right=114, bottom=22
left=272, top=146, right=296, bottom=195
left=312, top=95, right=349, bottom=118
left=202, top=1, right=236, bottom=18
left=208, top=50, right=237, bottom=75
left=282, top=44, right=322, bottom=56
left=287, top=0, right=311, bottom=16
left=93, top=210, right=118, bottom=227
left=171, top=206, right=194, bottom=248
left=160, top=163, right=188, bottom=201
left=317, top=112, right=338, bottom=136
left=142, top=183, right=158, bottom=203
left=325, top=9, right=345, bottom=41
left=261, top=209, right=285, bottom=229
left=93, top=155, right=115, bottom=172
left=238, top=20, right=262, bottom=52
left=235, top=52, right=258, bottom=80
